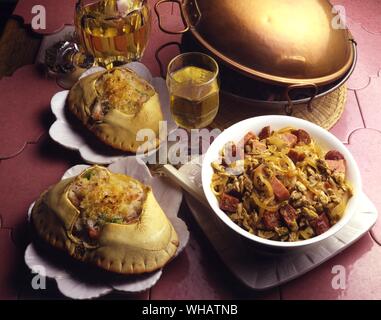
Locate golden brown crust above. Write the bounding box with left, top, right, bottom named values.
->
left=67, top=68, right=163, bottom=153
left=31, top=166, right=179, bottom=275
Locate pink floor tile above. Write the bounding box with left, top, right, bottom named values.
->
left=0, top=134, right=81, bottom=230
left=356, top=71, right=381, bottom=131
left=0, top=229, right=20, bottom=300
left=281, top=234, right=381, bottom=300
left=345, top=22, right=381, bottom=90
left=346, top=128, right=381, bottom=244
left=151, top=206, right=281, bottom=300
left=332, top=0, right=381, bottom=35
left=0, top=65, right=59, bottom=159
left=330, top=89, right=365, bottom=142
left=13, top=0, right=77, bottom=35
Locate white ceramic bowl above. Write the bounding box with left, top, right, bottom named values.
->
left=202, top=116, right=362, bottom=249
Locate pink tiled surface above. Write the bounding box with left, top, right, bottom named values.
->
left=1, top=0, right=380, bottom=299
left=281, top=234, right=381, bottom=300
left=332, top=0, right=381, bottom=34
left=329, top=89, right=364, bottom=143
left=0, top=66, right=59, bottom=159
left=13, top=0, right=77, bottom=35
left=343, top=22, right=381, bottom=90
left=356, top=72, right=381, bottom=131
left=347, top=129, right=381, bottom=245
left=0, top=229, right=19, bottom=300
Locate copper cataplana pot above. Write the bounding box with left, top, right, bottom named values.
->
left=154, top=0, right=357, bottom=114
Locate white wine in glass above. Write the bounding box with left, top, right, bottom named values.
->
left=167, top=53, right=220, bottom=129
left=75, top=0, right=151, bottom=69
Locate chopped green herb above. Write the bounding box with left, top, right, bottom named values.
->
left=108, top=216, right=124, bottom=224
left=84, top=171, right=93, bottom=180
left=98, top=213, right=124, bottom=224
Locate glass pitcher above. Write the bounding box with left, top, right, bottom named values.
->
left=75, top=0, right=151, bottom=68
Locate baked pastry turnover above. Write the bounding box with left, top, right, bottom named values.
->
left=67, top=67, right=163, bottom=153
left=31, top=166, right=179, bottom=274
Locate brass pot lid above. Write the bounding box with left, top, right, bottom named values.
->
left=157, top=0, right=355, bottom=86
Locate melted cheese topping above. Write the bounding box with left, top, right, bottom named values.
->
left=95, top=68, right=155, bottom=115
left=69, top=167, right=146, bottom=224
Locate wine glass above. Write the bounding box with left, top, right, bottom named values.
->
left=166, top=52, right=220, bottom=130
left=75, top=0, right=151, bottom=69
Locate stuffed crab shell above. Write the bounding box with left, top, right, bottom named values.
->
left=31, top=166, right=179, bottom=274
left=68, top=67, right=163, bottom=153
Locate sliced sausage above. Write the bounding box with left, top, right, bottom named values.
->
left=292, top=129, right=312, bottom=145
left=287, top=149, right=306, bottom=163
left=280, top=133, right=298, bottom=148
left=313, top=213, right=331, bottom=235
left=219, top=193, right=240, bottom=213
left=325, top=150, right=345, bottom=161
left=231, top=143, right=237, bottom=157
left=263, top=210, right=281, bottom=230
left=258, top=126, right=271, bottom=140
left=223, top=142, right=244, bottom=164
left=326, top=159, right=346, bottom=174
left=279, top=204, right=298, bottom=229
left=270, top=176, right=290, bottom=201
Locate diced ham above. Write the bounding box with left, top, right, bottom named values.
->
left=292, top=129, right=311, bottom=145
left=324, top=181, right=333, bottom=189
left=326, top=159, right=346, bottom=174
left=88, top=227, right=100, bottom=239
left=313, top=214, right=331, bottom=235
left=252, top=140, right=267, bottom=152
left=263, top=210, right=281, bottom=230
left=258, top=126, right=271, bottom=140
left=287, top=149, right=306, bottom=163
left=325, top=150, right=345, bottom=161
left=241, top=132, right=267, bottom=152
left=280, top=133, right=298, bottom=147
left=243, top=132, right=258, bottom=145
left=270, top=176, right=290, bottom=201
left=305, top=190, right=315, bottom=202
left=219, top=193, right=240, bottom=213
left=279, top=204, right=297, bottom=228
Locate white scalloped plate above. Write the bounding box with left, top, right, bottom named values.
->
left=49, top=62, right=177, bottom=164
left=179, top=158, right=378, bottom=290
left=25, top=157, right=189, bottom=299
